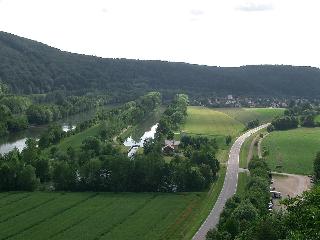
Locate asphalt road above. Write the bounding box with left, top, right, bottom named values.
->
left=192, top=123, right=270, bottom=240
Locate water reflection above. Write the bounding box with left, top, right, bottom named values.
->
left=0, top=109, right=96, bottom=155
left=124, top=124, right=158, bottom=157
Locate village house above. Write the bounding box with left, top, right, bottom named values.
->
left=162, top=140, right=180, bottom=155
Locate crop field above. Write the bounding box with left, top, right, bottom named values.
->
left=261, top=128, right=320, bottom=175
left=217, top=108, right=284, bottom=125
left=0, top=190, right=225, bottom=240
left=182, top=106, right=244, bottom=137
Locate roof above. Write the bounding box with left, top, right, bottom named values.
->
left=164, top=140, right=180, bottom=146
left=162, top=145, right=175, bottom=150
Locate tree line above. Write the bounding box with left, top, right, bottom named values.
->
left=268, top=101, right=320, bottom=132
left=0, top=83, right=110, bottom=136
left=3, top=31, right=320, bottom=99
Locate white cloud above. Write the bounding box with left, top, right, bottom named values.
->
left=0, top=0, right=320, bottom=68
left=235, top=1, right=274, bottom=12
left=190, top=9, right=205, bottom=16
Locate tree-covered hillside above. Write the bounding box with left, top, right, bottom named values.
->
left=1, top=31, right=320, bottom=98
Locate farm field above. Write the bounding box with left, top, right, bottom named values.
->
left=0, top=190, right=223, bottom=240
left=217, top=108, right=284, bottom=125
left=261, top=128, right=320, bottom=175
left=182, top=106, right=244, bottom=138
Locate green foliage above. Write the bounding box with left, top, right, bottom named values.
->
left=7, top=115, right=28, bottom=132
left=246, top=119, right=260, bottom=130
left=39, top=124, right=65, bottom=148
left=271, top=116, right=299, bottom=130
left=2, top=32, right=320, bottom=98
left=16, top=165, right=39, bottom=191
left=0, top=149, right=39, bottom=191
left=283, top=185, right=320, bottom=239
left=300, top=114, right=316, bottom=127
left=34, top=157, right=50, bottom=182
left=209, top=158, right=270, bottom=239
left=226, top=135, right=232, bottom=145
left=52, top=161, right=77, bottom=191
left=206, top=229, right=232, bottom=240
left=26, top=104, right=54, bottom=124
left=157, top=94, right=188, bottom=138
left=314, top=152, right=320, bottom=182
left=0, top=95, right=31, bottom=114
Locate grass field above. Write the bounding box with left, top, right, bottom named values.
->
left=217, top=108, right=284, bottom=125
left=261, top=128, right=320, bottom=175
left=57, top=124, right=102, bottom=151
left=182, top=106, right=244, bottom=137
left=0, top=168, right=226, bottom=240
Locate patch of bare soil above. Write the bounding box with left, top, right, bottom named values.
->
left=271, top=172, right=312, bottom=211
left=272, top=172, right=311, bottom=198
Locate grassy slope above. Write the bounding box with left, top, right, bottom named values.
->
left=218, top=108, right=284, bottom=125
left=57, top=124, right=102, bottom=151
left=262, top=128, right=320, bottom=175
left=182, top=106, right=244, bottom=137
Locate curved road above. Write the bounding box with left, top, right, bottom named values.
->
left=192, top=123, right=270, bottom=240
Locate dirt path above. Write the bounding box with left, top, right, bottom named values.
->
left=247, top=135, right=259, bottom=164
left=272, top=172, right=311, bottom=198
left=257, top=133, right=269, bottom=158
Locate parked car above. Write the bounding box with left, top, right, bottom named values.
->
left=270, top=190, right=282, bottom=199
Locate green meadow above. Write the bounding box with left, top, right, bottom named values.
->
left=182, top=106, right=244, bottom=137
left=261, top=128, right=320, bottom=175
left=217, top=108, right=284, bottom=125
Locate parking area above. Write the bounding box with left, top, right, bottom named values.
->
left=269, top=172, right=312, bottom=211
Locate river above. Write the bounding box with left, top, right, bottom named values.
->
left=0, top=110, right=97, bottom=155
left=123, top=123, right=158, bottom=157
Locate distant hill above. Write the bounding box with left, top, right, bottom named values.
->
left=1, top=31, right=320, bottom=99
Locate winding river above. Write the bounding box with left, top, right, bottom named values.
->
left=123, top=123, right=158, bottom=157
left=0, top=110, right=96, bottom=155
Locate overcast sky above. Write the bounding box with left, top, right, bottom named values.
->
left=0, top=0, right=319, bottom=67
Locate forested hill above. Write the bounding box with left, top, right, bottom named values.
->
left=1, top=31, right=320, bottom=98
